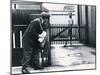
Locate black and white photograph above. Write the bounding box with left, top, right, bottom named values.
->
left=11, top=0, right=96, bottom=74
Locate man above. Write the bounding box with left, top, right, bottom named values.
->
left=21, top=12, right=50, bottom=74
left=64, top=13, right=73, bottom=47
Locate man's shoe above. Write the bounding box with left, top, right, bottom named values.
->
left=22, top=68, right=30, bottom=74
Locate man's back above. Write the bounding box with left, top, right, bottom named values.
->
left=22, top=18, right=42, bottom=47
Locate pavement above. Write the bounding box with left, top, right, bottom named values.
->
left=12, top=44, right=96, bottom=75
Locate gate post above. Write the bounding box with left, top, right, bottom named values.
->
left=85, top=5, right=89, bottom=45
left=42, top=16, right=51, bottom=67
left=47, top=17, right=51, bottom=66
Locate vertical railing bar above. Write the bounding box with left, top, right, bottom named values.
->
left=13, top=32, right=16, bottom=48
left=59, top=24, right=61, bottom=44
left=20, top=30, right=23, bottom=48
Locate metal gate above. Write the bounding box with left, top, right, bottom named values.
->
left=49, top=24, right=86, bottom=46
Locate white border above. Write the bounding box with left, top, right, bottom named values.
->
left=0, top=0, right=100, bottom=75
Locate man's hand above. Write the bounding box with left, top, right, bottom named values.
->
left=39, top=31, right=46, bottom=38
left=38, top=31, right=47, bottom=43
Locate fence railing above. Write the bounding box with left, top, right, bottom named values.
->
left=12, top=24, right=86, bottom=47
left=50, top=24, right=86, bottom=45
left=12, top=25, right=27, bottom=48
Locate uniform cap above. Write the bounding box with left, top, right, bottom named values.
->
left=41, top=12, right=50, bottom=17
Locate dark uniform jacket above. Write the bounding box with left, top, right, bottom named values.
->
left=22, top=18, right=43, bottom=49
left=22, top=18, right=43, bottom=67
left=22, top=18, right=49, bottom=67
